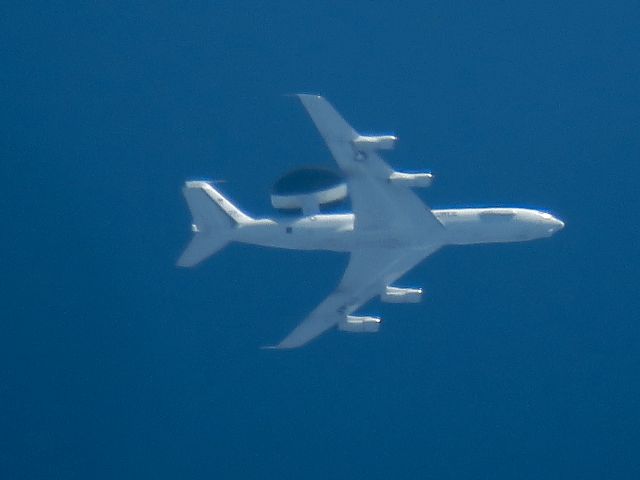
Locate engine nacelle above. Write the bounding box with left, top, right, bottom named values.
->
left=380, top=286, right=423, bottom=304
left=352, top=135, right=397, bottom=151
left=338, top=315, right=381, bottom=333
left=388, top=172, right=433, bottom=188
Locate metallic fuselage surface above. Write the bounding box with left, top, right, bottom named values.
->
left=177, top=95, right=564, bottom=348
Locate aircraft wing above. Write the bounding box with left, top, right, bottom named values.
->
left=271, top=245, right=439, bottom=349
left=296, top=94, right=444, bottom=234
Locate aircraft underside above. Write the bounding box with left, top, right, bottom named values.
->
left=177, top=95, right=564, bottom=349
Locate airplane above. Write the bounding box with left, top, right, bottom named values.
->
left=176, top=95, right=565, bottom=349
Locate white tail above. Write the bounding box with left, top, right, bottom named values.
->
left=176, top=181, right=253, bottom=267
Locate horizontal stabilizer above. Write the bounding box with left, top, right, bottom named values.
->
left=176, top=234, right=228, bottom=267
left=177, top=181, right=253, bottom=268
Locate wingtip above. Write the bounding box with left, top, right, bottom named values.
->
left=260, top=345, right=280, bottom=350
left=283, top=93, right=323, bottom=100
left=260, top=343, right=301, bottom=351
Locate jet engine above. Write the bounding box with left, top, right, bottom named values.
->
left=271, top=167, right=347, bottom=215
left=352, top=135, right=397, bottom=151
left=387, top=172, right=433, bottom=188
left=338, top=315, right=381, bottom=333
left=380, top=286, right=422, bottom=304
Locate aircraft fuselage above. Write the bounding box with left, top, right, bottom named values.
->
left=233, top=207, right=564, bottom=252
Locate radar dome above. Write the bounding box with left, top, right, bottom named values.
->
left=271, top=167, right=347, bottom=214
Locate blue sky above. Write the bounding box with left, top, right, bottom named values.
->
left=2, top=1, right=639, bottom=478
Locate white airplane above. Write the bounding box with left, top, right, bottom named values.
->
left=177, top=95, right=564, bottom=349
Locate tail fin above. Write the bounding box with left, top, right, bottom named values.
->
left=176, top=181, right=253, bottom=267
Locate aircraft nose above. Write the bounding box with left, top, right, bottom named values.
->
left=548, top=217, right=564, bottom=234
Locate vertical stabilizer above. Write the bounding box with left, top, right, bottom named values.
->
left=176, top=181, right=253, bottom=267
